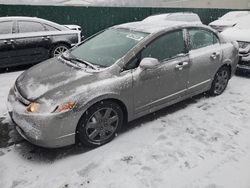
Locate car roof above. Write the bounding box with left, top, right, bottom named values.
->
left=0, top=16, right=68, bottom=30
left=143, top=12, right=200, bottom=20
left=114, top=20, right=203, bottom=34
left=220, top=11, right=250, bottom=19
left=151, top=12, right=198, bottom=16
left=223, top=11, right=250, bottom=15
left=142, top=12, right=202, bottom=25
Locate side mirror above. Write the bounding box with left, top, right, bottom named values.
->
left=139, top=58, right=160, bottom=70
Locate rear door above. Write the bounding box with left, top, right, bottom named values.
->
left=186, top=28, right=223, bottom=94
left=12, top=20, right=52, bottom=65
left=0, top=21, right=15, bottom=68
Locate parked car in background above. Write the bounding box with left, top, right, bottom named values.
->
left=221, top=15, right=250, bottom=71
left=0, top=16, right=81, bottom=68
left=64, top=24, right=82, bottom=32
left=209, top=11, right=250, bottom=32
left=64, top=24, right=84, bottom=39
left=142, top=12, right=202, bottom=24
left=8, top=20, right=238, bottom=148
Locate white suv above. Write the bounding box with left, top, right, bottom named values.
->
left=209, top=11, right=250, bottom=32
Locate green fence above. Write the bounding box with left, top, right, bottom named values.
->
left=0, top=4, right=234, bottom=37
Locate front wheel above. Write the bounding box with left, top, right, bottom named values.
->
left=209, top=66, right=230, bottom=96
left=76, top=101, right=123, bottom=147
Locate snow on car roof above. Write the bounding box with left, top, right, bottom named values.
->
left=220, top=11, right=250, bottom=20
left=115, top=20, right=197, bottom=34
left=235, top=14, right=250, bottom=29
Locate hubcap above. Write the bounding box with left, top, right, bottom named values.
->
left=214, top=70, right=229, bottom=94
left=53, top=46, right=68, bottom=57
left=85, top=108, right=119, bottom=142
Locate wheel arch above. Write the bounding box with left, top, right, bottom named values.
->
left=76, top=94, right=129, bottom=126
left=220, top=60, right=232, bottom=78
left=75, top=95, right=129, bottom=145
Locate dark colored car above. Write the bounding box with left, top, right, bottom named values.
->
left=0, top=16, right=81, bottom=68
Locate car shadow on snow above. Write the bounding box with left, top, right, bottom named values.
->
left=1, top=93, right=209, bottom=163
left=0, top=64, right=33, bottom=74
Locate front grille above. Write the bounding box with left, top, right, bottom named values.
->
left=238, top=41, right=250, bottom=49
left=14, top=85, right=30, bottom=106
left=238, top=60, right=250, bottom=66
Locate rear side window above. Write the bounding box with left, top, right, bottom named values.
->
left=0, top=21, right=13, bottom=34
left=44, top=24, right=59, bottom=31
left=188, top=29, right=219, bottom=50
left=142, top=30, right=186, bottom=61
left=18, top=21, right=45, bottom=33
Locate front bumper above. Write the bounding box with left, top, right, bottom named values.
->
left=237, top=44, right=250, bottom=71
left=238, top=54, right=250, bottom=71
left=7, top=87, right=78, bottom=148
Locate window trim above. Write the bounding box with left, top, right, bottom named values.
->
left=186, top=27, right=220, bottom=51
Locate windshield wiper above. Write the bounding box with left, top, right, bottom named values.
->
left=62, top=54, right=98, bottom=70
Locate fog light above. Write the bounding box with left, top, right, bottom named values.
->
left=55, top=102, right=75, bottom=113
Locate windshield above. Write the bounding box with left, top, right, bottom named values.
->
left=70, top=28, right=148, bottom=67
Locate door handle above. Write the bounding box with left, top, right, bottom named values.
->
left=210, top=52, right=220, bottom=60
left=3, top=39, right=15, bottom=45
left=42, top=36, right=50, bottom=40
left=175, top=62, right=189, bottom=70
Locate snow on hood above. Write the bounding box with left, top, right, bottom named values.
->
left=221, top=27, right=250, bottom=42
left=15, top=58, right=100, bottom=101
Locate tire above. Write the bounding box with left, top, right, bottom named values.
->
left=50, top=43, right=69, bottom=57
left=76, top=101, right=124, bottom=147
left=209, top=66, right=230, bottom=96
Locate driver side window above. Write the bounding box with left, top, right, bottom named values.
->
left=124, top=30, right=186, bottom=70
left=141, top=30, right=186, bottom=61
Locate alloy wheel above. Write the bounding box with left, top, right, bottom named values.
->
left=53, top=46, right=68, bottom=57
left=85, top=108, right=119, bottom=142
left=214, top=69, right=229, bottom=94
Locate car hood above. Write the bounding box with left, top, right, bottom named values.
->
left=221, top=28, right=250, bottom=42
left=209, top=20, right=237, bottom=27
left=15, top=58, right=105, bottom=101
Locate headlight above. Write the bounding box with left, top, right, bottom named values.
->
left=27, top=102, right=39, bottom=113
left=54, top=101, right=75, bottom=113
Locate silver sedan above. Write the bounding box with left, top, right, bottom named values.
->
left=7, top=20, right=239, bottom=148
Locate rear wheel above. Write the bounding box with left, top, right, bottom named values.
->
left=77, top=101, right=123, bottom=147
left=209, top=66, right=230, bottom=95
left=51, top=43, right=69, bottom=57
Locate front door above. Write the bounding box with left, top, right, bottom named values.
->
left=11, top=20, right=51, bottom=65
left=132, top=30, right=190, bottom=115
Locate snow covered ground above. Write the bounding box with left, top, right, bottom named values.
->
left=0, top=71, right=250, bottom=188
